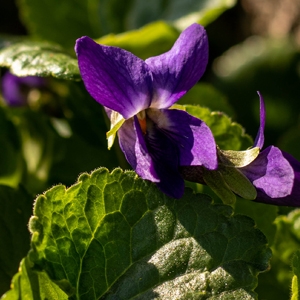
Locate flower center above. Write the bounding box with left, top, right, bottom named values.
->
left=137, top=110, right=147, bottom=134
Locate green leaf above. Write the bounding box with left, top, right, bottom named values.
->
left=178, top=82, right=235, bottom=117
left=2, top=257, right=68, bottom=299
left=17, top=0, right=100, bottom=49
left=184, top=104, right=252, bottom=150
left=255, top=209, right=300, bottom=299
left=9, top=109, right=59, bottom=193
left=61, top=81, right=126, bottom=171
left=234, top=200, right=278, bottom=247
left=0, top=107, right=23, bottom=187
left=17, top=0, right=235, bottom=50
left=0, top=185, right=32, bottom=295
left=291, top=250, right=300, bottom=300
left=5, top=167, right=270, bottom=299
left=96, top=21, right=179, bottom=60
left=0, top=40, right=80, bottom=80
left=126, top=0, right=237, bottom=31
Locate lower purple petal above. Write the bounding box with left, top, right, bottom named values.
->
left=140, top=116, right=185, bottom=198
left=118, top=116, right=185, bottom=198
left=118, top=118, right=138, bottom=171
left=146, top=109, right=217, bottom=170
left=240, top=146, right=300, bottom=206
left=133, top=116, right=160, bottom=182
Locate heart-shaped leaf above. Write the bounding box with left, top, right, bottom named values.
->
left=2, top=168, right=271, bottom=299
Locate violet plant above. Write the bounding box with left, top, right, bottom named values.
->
left=1, top=1, right=300, bottom=299
left=75, top=24, right=217, bottom=199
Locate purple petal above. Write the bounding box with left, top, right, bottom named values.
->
left=253, top=91, right=265, bottom=149
left=146, top=109, right=217, bottom=170
left=145, top=23, right=208, bottom=109
left=118, top=118, right=138, bottom=171
left=118, top=115, right=185, bottom=198
left=75, top=36, right=153, bottom=119
left=240, top=146, right=300, bottom=206
left=140, top=116, right=185, bottom=198
left=2, top=72, right=45, bottom=106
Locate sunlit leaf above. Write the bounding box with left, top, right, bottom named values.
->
left=2, top=257, right=68, bottom=299
left=0, top=168, right=271, bottom=298
left=0, top=41, right=80, bottom=80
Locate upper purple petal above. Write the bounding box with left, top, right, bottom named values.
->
left=253, top=91, right=265, bottom=149
left=240, top=146, right=300, bottom=206
left=146, top=109, right=217, bottom=170
left=75, top=36, right=153, bottom=119
left=145, top=23, right=208, bottom=109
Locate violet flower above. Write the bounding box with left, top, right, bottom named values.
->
left=1, top=72, right=45, bottom=106
left=75, top=24, right=217, bottom=198
left=239, top=92, right=300, bottom=206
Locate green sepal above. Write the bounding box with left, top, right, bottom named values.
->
left=218, top=165, right=257, bottom=200
left=170, top=104, right=186, bottom=111
left=106, top=111, right=126, bottom=149
left=203, top=168, right=236, bottom=205
left=219, top=147, right=260, bottom=167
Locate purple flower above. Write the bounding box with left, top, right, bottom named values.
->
left=2, top=72, right=46, bottom=106
left=239, top=92, right=300, bottom=206
left=75, top=23, right=217, bottom=198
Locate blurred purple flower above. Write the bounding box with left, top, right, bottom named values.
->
left=2, top=72, right=45, bottom=106
left=75, top=23, right=218, bottom=198
left=239, top=92, right=300, bottom=206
